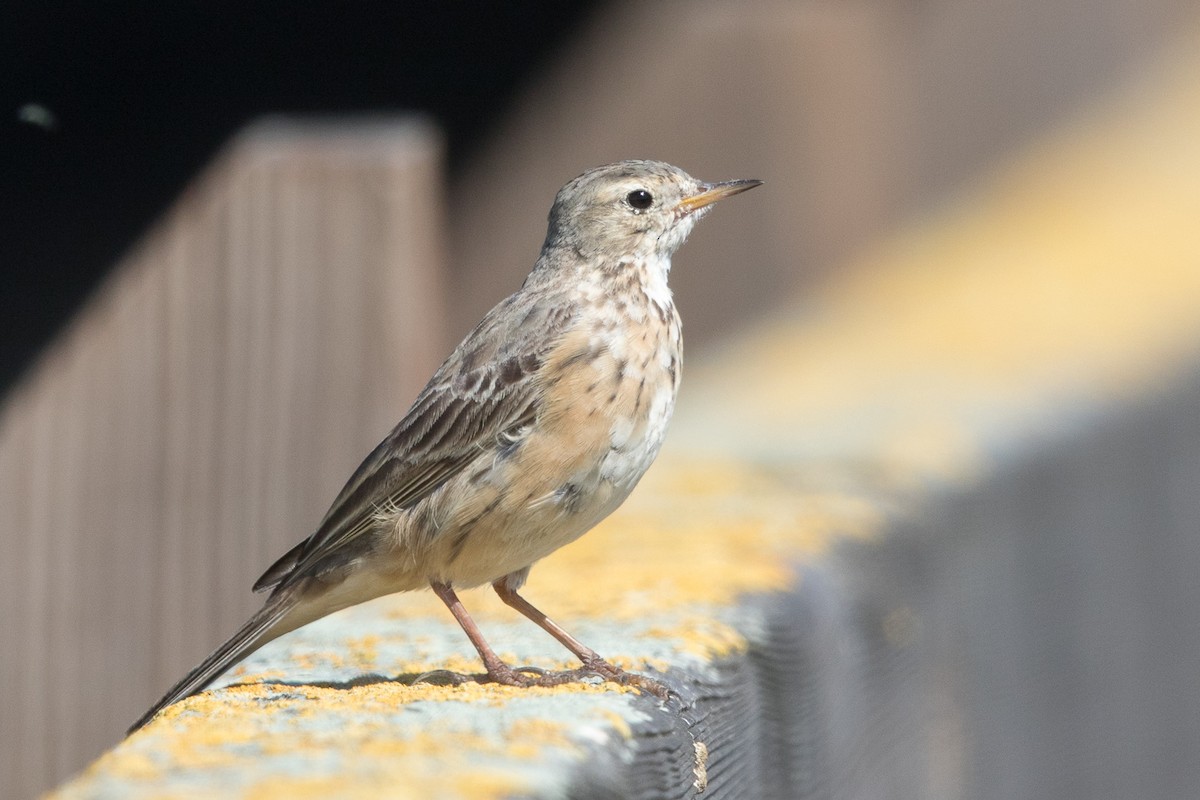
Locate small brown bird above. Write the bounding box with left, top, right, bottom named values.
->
left=130, top=160, right=761, bottom=733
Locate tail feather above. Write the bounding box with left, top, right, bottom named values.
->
left=127, top=589, right=302, bottom=734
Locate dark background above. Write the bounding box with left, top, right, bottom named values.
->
left=0, top=2, right=600, bottom=393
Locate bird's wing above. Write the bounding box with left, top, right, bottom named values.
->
left=253, top=292, right=578, bottom=593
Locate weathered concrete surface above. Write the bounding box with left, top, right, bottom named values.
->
left=52, top=21, right=1200, bottom=800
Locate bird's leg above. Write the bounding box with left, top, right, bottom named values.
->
left=429, top=581, right=533, bottom=687
left=492, top=580, right=669, bottom=698
left=491, top=580, right=610, bottom=672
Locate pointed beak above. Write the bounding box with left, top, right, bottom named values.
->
left=677, top=178, right=764, bottom=213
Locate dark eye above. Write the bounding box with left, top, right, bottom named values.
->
left=626, top=189, right=654, bottom=210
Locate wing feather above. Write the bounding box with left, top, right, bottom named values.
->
left=253, top=292, right=576, bottom=593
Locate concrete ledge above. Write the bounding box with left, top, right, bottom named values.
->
left=54, top=24, right=1200, bottom=800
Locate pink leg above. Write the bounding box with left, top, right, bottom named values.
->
left=492, top=580, right=669, bottom=698
left=430, top=581, right=530, bottom=686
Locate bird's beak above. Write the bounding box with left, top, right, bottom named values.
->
left=677, top=178, right=764, bottom=213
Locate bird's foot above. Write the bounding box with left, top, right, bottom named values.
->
left=479, top=662, right=548, bottom=688
left=484, top=658, right=672, bottom=699
left=470, top=659, right=670, bottom=699
left=566, top=656, right=668, bottom=699
left=420, top=664, right=553, bottom=689
left=480, top=662, right=605, bottom=690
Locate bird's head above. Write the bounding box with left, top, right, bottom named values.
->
left=543, top=160, right=762, bottom=264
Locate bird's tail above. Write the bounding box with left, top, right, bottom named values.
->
left=127, top=586, right=303, bottom=735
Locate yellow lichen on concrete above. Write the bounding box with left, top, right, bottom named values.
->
left=65, top=680, right=623, bottom=800
left=76, top=749, right=161, bottom=782
left=596, top=708, right=636, bottom=740
left=643, top=615, right=748, bottom=661
left=347, top=633, right=381, bottom=665
left=262, top=715, right=572, bottom=800
left=243, top=744, right=535, bottom=800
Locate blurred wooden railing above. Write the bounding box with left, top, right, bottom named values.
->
left=0, top=119, right=445, bottom=797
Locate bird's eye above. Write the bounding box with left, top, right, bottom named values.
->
left=626, top=189, right=654, bottom=210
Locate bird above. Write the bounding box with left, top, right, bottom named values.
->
left=129, top=160, right=762, bottom=733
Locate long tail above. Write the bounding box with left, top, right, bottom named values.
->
left=127, top=587, right=303, bottom=734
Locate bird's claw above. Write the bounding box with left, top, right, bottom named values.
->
left=575, top=657, right=672, bottom=699
left=616, top=671, right=672, bottom=700
left=513, top=665, right=549, bottom=678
